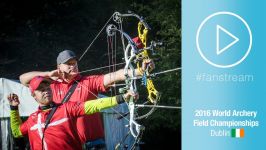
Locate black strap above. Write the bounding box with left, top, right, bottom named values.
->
left=41, top=80, right=79, bottom=150
left=44, top=80, right=79, bottom=129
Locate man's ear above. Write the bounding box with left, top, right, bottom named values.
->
left=57, top=64, right=63, bottom=73
left=57, top=64, right=60, bottom=70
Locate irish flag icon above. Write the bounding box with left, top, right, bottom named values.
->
left=231, top=128, right=244, bottom=138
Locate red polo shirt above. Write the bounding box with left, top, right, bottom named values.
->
left=20, top=102, right=85, bottom=150
left=50, top=75, right=107, bottom=142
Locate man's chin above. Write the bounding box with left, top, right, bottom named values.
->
left=70, top=72, right=79, bottom=77
left=41, top=100, right=52, bottom=106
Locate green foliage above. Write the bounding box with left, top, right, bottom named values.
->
left=127, top=0, right=181, bottom=148
left=130, top=0, right=181, bottom=128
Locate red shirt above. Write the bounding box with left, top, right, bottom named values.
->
left=20, top=102, right=85, bottom=150
left=50, top=75, right=107, bottom=142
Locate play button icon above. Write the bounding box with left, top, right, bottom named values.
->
left=216, top=25, right=239, bottom=55
left=196, top=11, right=252, bottom=68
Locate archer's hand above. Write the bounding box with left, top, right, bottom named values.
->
left=47, top=69, right=61, bottom=81
left=59, top=71, right=72, bottom=83
left=142, top=59, right=155, bottom=72
left=7, top=93, right=20, bottom=106
left=123, top=91, right=139, bottom=102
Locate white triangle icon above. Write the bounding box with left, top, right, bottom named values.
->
left=216, top=25, right=239, bottom=55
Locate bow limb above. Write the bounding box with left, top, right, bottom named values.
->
left=136, top=22, right=160, bottom=104
left=124, top=43, right=144, bottom=139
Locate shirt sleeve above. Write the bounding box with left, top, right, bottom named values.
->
left=84, top=96, right=118, bottom=115
left=83, top=75, right=107, bottom=93
left=66, top=96, right=119, bottom=117
left=10, top=110, right=23, bottom=138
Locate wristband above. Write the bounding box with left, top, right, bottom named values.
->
left=10, top=105, right=18, bottom=110
left=116, top=95, right=125, bottom=104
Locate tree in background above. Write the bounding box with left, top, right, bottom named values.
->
left=130, top=0, right=181, bottom=149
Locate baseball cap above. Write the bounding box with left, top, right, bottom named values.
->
left=29, top=76, right=51, bottom=94
left=57, top=50, right=76, bottom=65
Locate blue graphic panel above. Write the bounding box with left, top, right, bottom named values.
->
left=183, top=1, right=266, bottom=150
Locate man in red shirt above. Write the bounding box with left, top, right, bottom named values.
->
left=8, top=76, right=137, bottom=150
left=19, top=50, right=153, bottom=149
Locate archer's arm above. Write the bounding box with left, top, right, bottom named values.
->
left=103, top=69, right=138, bottom=87
left=19, top=70, right=59, bottom=86
left=83, top=91, right=138, bottom=115
left=69, top=92, right=138, bottom=116
left=103, top=59, right=155, bottom=88
left=7, top=93, right=23, bottom=138
left=83, top=96, right=121, bottom=114
left=10, top=109, right=23, bottom=138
